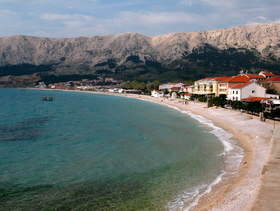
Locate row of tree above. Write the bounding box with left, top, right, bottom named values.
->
left=191, top=94, right=280, bottom=119
left=120, top=80, right=161, bottom=92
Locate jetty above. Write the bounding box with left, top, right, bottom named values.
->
left=42, top=96, right=55, bottom=101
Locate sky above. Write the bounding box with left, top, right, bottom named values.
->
left=0, top=0, right=280, bottom=38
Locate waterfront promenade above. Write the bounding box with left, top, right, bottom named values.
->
left=251, top=125, right=280, bottom=211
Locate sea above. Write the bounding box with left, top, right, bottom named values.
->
left=0, top=88, right=241, bottom=210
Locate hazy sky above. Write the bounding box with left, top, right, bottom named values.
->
left=0, top=0, right=279, bottom=37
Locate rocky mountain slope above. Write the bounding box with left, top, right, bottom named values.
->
left=1, top=23, right=280, bottom=84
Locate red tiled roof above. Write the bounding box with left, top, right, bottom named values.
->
left=261, top=71, right=275, bottom=76
left=264, top=76, right=280, bottom=82
left=182, top=84, right=191, bottom=87
left=198, top=77, right=231, bottom=82
left=171, top=87, right=180, bottom=90
left=214, top=77, right=232, bottom=81
left=244, top=74, right=265, bottom=79
left=198, top=77, right=215, bottom=81
left=221, top=75, right=251, bottom=83
left=230, top=81, right=252, bottom=89
left=180, top=93, right=192, bottom=96
left=241, top=97, right=269, bottom=102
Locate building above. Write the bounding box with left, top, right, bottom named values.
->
left=217, top=75, right=252, bottom=96
left=151, top=90, right=163, bottom=98
left=180, top=84, right=192, bottom=92
left=171, top=92, right=178, bottom=99
left=180, top=93, right=192, bottom=100
left=260, top=76, right=280, bottom=94
left=259, top=71, right=276, bottom=79
left=241, top=97, right=269, bottom=102
left=262, top=98, right=280, bottom=111
left=227, top=81, right=266, bottom=101
left=194, top=77, right=231, bottom=96
left=35, top=82, right=47, bottom=89
left=159, top=83, right=183, bottom=91
left=242, top=74, right=266, bottom=81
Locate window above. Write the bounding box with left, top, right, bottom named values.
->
left=236, top=91, right=238, bottom=94
left=233, top=91, right=235, bottom=94
left=252, top=90, right=255, bottom=93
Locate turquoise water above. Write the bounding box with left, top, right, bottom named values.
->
left=0, top=89, right=224, bottom=210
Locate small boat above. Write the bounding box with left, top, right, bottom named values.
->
left=42, top=96, right=55, bottom=101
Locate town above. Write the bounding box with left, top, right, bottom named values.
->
left=35, top=70, right=280, bottom=119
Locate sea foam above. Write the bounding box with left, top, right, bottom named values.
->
left=162, top=104, right=244, bottom=210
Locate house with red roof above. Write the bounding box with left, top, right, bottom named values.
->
left=243, top=74, right=266, bottom=81
left=215, top=75, right=252, bottom=96
left=241, top=97, right=269, bottom=102
left=159, top=83, right=184, bottom=92
left=180, top=93, right=192, bottom=100
left=227, top=81, right=266, bottom=101
left=260, top=76, right=280, bottom=94
left=259, top=71, right=276, bottom=79
left=180, top=84, right=193, bottom=92
left=194, top=77, right=232, bottom=96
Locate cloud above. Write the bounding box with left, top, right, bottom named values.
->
left=179, top=0, right=195, bottom=6
left=41, top=13, right=93, bottom=22
left=117, top=11, right=198, bottom=25
left=0, top=9, right=17, bottom=15
left=1, top=0, right=280, bottom=37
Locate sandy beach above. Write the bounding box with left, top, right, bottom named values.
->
left=42, top=89, right=276, bottom=210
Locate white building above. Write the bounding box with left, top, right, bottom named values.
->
left=151, top=90, right=163, bottom=98
left=108, top=88, right=124, bottom=93
left=180, top=93, right=192, bottom=100
left=159, top=83, right=183, bottom=91
left=171, top=92, right=178, bottom=99
left=227, top=81, right=266, bottom=101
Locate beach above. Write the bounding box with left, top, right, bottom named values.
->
left=31, top=88, right=276, bottom=210
left=65, top=90, right=275, bottom=211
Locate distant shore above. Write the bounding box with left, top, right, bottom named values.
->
left=33, top=88, right=276, bottom=210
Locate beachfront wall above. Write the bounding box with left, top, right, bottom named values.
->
left=228, top=82, right=266, bottom=101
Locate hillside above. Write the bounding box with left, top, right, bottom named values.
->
left=1, top=23, right=280, bottom=86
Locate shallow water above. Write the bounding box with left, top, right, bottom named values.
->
left=0, top=89, right=225, bottom=210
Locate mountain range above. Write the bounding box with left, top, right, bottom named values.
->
left=0, top=23, right=280, bottom=86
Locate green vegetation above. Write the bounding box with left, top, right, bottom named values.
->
left=266, top=88, right=277, bottom=95
left=0, top=64, right=53, bottom=77
left=208, top=94, right=227, bottom=107
left=190, top=94, right=207, bottom=102
left=230, top=100, right=265, bottom=115
left=40, top=74, right=98, bottom=84
left=265, top=109, right=280, bottom=119
left=120, top=80, right=161, bottom=93
left=243, top=102, right=265, bottom=114
left=190, top=95, right=267, bottom=116
left=231, top=101, right=244, bottom=110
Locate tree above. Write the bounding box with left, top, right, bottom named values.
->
left=244, top=102, right=264, bottom=114
left=231, top=101, right=245, bottom=110
left=120, top=82, right=129, bottom=89
left=146, top=80, right=161, bottom=91
left=129, top=81, right=146, bottom=90
left=208, top=95, right=227, bottom=107
left=266, top=88, right=277, bottom=95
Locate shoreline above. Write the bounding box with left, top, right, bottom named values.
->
left=30, top=89, right=275, bottom=210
